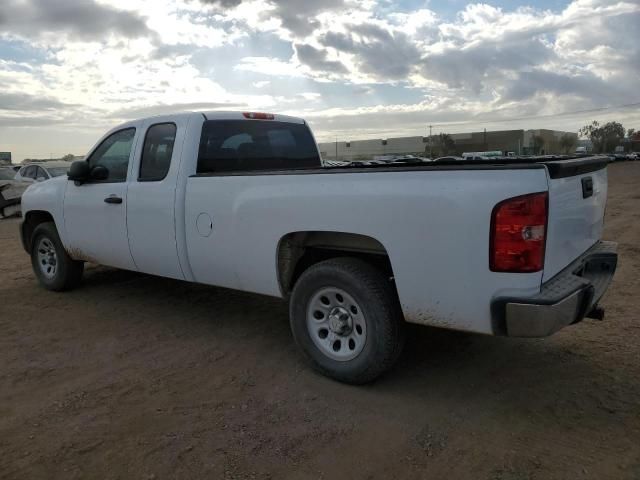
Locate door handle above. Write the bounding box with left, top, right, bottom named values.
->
left=581, top=177, right=593, bottom=199
left=104, top=195, right=123, bottom=204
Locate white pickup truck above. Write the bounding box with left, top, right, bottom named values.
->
left=20, top=111, right=618, bottom=383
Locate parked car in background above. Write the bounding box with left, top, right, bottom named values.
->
left=626, top=152, right=638, bottom=161
left=0, top=167, right=31, bottom=218
left=0, top=167, right=16, bottom=180
left=434, top=156, right=464, bottom=162
left=0, top=167, right=16, bottom=179
left=14, top=161, right=72, bottom=183
left=462, top=151, right=503, bottom=160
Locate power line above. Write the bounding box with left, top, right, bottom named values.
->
left=317, top=101, right=640, bottom=141
left=427, top=101, right=640, bottom=129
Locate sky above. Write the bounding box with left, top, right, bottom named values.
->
left=0, top=0, right=639, bottom=161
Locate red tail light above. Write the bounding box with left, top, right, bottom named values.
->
left=243, top=112, right=274, bottom=120
left=490, top=192, right=548, bottom=273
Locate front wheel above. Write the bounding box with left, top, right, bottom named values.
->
left=289, top=257, right=405, bottom=384
left=30, top=222, right=84, bottom=291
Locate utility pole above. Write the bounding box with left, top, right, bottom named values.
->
left=429, top=125, right=433, bottom=159
left=483, top=128, right=487, bottom=151
left=335, top=136, right=338, bottom=159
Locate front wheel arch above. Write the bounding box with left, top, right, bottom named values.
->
left=30, top=222, right=83, bottom=291
left=21, top=210, right=56, bottom=254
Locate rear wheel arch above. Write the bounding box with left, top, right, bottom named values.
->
left=276, top=231, right=395, bottom=296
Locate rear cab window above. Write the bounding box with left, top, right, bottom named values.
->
left=139, top=123, right=176, bottom=181
left=197, top=120, right=320, bottom=174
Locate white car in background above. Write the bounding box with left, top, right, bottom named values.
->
left=14, top=161, right=72, bottom=183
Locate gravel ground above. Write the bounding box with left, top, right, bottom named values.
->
left=1, top=162, right=639, bottom=480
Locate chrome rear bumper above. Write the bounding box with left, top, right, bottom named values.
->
left=492, top=241, right=618, bottom=337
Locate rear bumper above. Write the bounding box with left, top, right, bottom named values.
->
left=492, top=241, right=618, bottom=337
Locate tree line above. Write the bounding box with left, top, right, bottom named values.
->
left=425, top=121, right=638, bottom=158
left=579, top=121, right=638, bottom=154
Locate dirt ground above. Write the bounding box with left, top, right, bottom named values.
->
left=1, top=162, right=639, bottom=480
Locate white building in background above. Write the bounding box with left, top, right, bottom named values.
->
left=318, top=129, right=577, bottom=160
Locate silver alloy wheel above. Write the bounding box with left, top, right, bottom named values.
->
left=306, top=287, right=367, bottom=362
left=36, top=237, right=58, bottom=279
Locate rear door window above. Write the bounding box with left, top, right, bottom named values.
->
left=197, top=120, right=320, bottom=173
left=139, top=123, right=176, bottom=181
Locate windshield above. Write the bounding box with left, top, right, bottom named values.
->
left=0, top=169, right=16, bottom=180
left=48, top=167, right=70, bottom=177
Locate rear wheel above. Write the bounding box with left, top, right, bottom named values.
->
left=30, top=222, right=83, bottom=291
left=289, top=257, right=405, bottom=384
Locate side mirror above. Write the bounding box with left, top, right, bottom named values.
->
left=90, top=165, right=109, bottom=181
left=36, top=176, right=47, bottom=182
left=68, top=161, right=90, bottom=183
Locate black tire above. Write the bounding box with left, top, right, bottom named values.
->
left=30, top=222, right=84, bottom=291
left=289, top=257, right=405, bottom=384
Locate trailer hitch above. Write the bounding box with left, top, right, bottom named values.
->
left=586, top=305, right=605, bottom=321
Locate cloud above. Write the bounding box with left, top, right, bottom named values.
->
left=235, top=56, right=304, bottom=77
left=199, top=0, right=243, bottom=7
left=108, top=102, right=248, bottom=119
left=320, top=23, right=421, bottom=80
left=421, top=39, right=555, bottom=92
left=265, top=0, right=346, bottom=36
left=294, top=44, right=348, bottom=74
left=0, top=92, right=77, bottom=111
left=1, top=0, right=639, bottom=162
left=501, top=69, right=637, bottom=107
left=199, top=0, right=348, bottom=36
left=0, top=115, right=61, bottom=127
left=0, top=0, right=152, bottom=41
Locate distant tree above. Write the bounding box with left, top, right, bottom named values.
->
left=61, top=153, right=75, bottom=162
left=628, top=128, right=636, bottom=139
left=579, top=120, right=625, bottom=153
left=436, top=133, right=455, bottom=156
left=559, top=133, right=576, bottom=154
left=532, top=135, right=545, bottom=155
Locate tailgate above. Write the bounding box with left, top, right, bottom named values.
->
left=542, top=157, right=609, bottom=282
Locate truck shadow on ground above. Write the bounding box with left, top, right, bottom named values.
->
left=74, top=265, right=611, bottom=416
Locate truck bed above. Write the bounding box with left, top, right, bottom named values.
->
left=323, top=155, right=610, bottom=178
